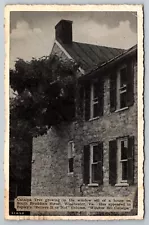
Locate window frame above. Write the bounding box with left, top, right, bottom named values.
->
left=89, top=143, right=100, bottom=185
left=68, top=141, right=75, bottom=174
left=117, top=137, right=128, bottom=184
left=90, top=82, right=99, bottom=120
left=116, top=64, right=128, bottom=110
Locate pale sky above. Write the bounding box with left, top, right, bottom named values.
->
left=10, top=11, right=137, bottom=69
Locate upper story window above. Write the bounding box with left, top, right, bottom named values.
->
left=68, top=141, right=75, bottom=174
left=110, top=60, right=134, bottom=112
left=118, top=66, right=127, bottom=109
left=83, top=142, right=103, bottom=185
left=109, top=136, right=134, bottom=186
left=91, top=83, right=99, bottom=118
left=84, top=78, right=104, bottom=121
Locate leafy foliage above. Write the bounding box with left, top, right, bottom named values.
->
left=9, top=55, right=78, bottom=181
left=10, top=55, right=78, bottom=137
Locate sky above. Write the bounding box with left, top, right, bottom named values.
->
left=10, top=11, right=137, bottom=69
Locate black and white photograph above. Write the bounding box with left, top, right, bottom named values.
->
left=5, top=5, right=144, bottom=220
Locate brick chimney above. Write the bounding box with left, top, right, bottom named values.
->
left=55, top=20, right=73, bottom=44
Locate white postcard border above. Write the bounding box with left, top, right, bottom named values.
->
left=4, top=4, right=144, bottom=220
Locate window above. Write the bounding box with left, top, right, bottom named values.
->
left=90, top=145, right=101, bottom=183
left=117, top=138, right=128, bottom=183
left=68, top=141, right=74, bottom=174
left=83, top=142, right=103, bottom=185
left=110, top=61, right=134, bottom=112
left=91, top=83, right=99, bottom=119
left=117, top=66, right=127, bottom=109
left=109, top=136, right=134, bottom=186
left=84, top=79, right=104, bottom=121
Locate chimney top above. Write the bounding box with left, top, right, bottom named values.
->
left=55, top=19, right=73, bottom=28
left=55, top=20, right=73, bottom=44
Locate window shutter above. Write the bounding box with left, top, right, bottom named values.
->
left=127, top=136, right=134, bottom=185
left=97, top=79, right=104, bottom=116
left=109, top=140, right=117, bottom=185
left=68, top=142, right=71, bottom=159
left=78, top=84, right=84, bottom=118
left=85, top=83, right=91, bottom=121
left=127, top=61, right=134, bottom=107
left=97, top=142, right=103, bottom=185
left=110, top=73, right=117, bottom=112
left=83, top=145, right=90, bottom=184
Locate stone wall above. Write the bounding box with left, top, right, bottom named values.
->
left=31, top=43, right=138, bottom=216
left=31, top=56, right=137, bottom=195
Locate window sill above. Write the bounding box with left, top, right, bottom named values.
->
left=115, top=107, right=129, bottom=113
left=89, top=117, right=99, bottom=122
left=88, top=183, right=99, bottom=187
left=115, top=183, right=129, bottom=187
left=68, top=172, right=74, bottom=176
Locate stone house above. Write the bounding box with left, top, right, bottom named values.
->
left=31, top=20, right=138, bottom=215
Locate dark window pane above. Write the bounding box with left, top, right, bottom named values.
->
left=121, top=140, right=128, bottom=160
left=120, top=67, right=127, bottom=88
left=93, top=83, right=98, bottom=99
left=93, top=103, right=99, bottom=118
left=120, top=92, right=127, bottom=108
left=122, top=161, right=128, bottom=180
left=93, top=146, right=100, bottom=162
left=69, top=158, right=73, bottom=173
left=92, top=164, right=98, bottom=183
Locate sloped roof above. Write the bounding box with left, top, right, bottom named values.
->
left=60, top=41, right=125, bottom=73
left=79, top=44, right=137, bottom=80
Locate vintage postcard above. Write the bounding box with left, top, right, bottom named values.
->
left=4, top=4, right=144, bottom=220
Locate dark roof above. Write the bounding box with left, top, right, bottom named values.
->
left=79, top=44, right=137, bottom=80
left=60, top=41, right=125, bottom=73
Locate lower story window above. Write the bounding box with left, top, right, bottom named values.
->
left=118, top=138, right=128, bottom=183
left=90, top=145, right=101, bottom=183
left=109, top=136, right=134, bottom=186
left=83, top=142, right=103, bottom=185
